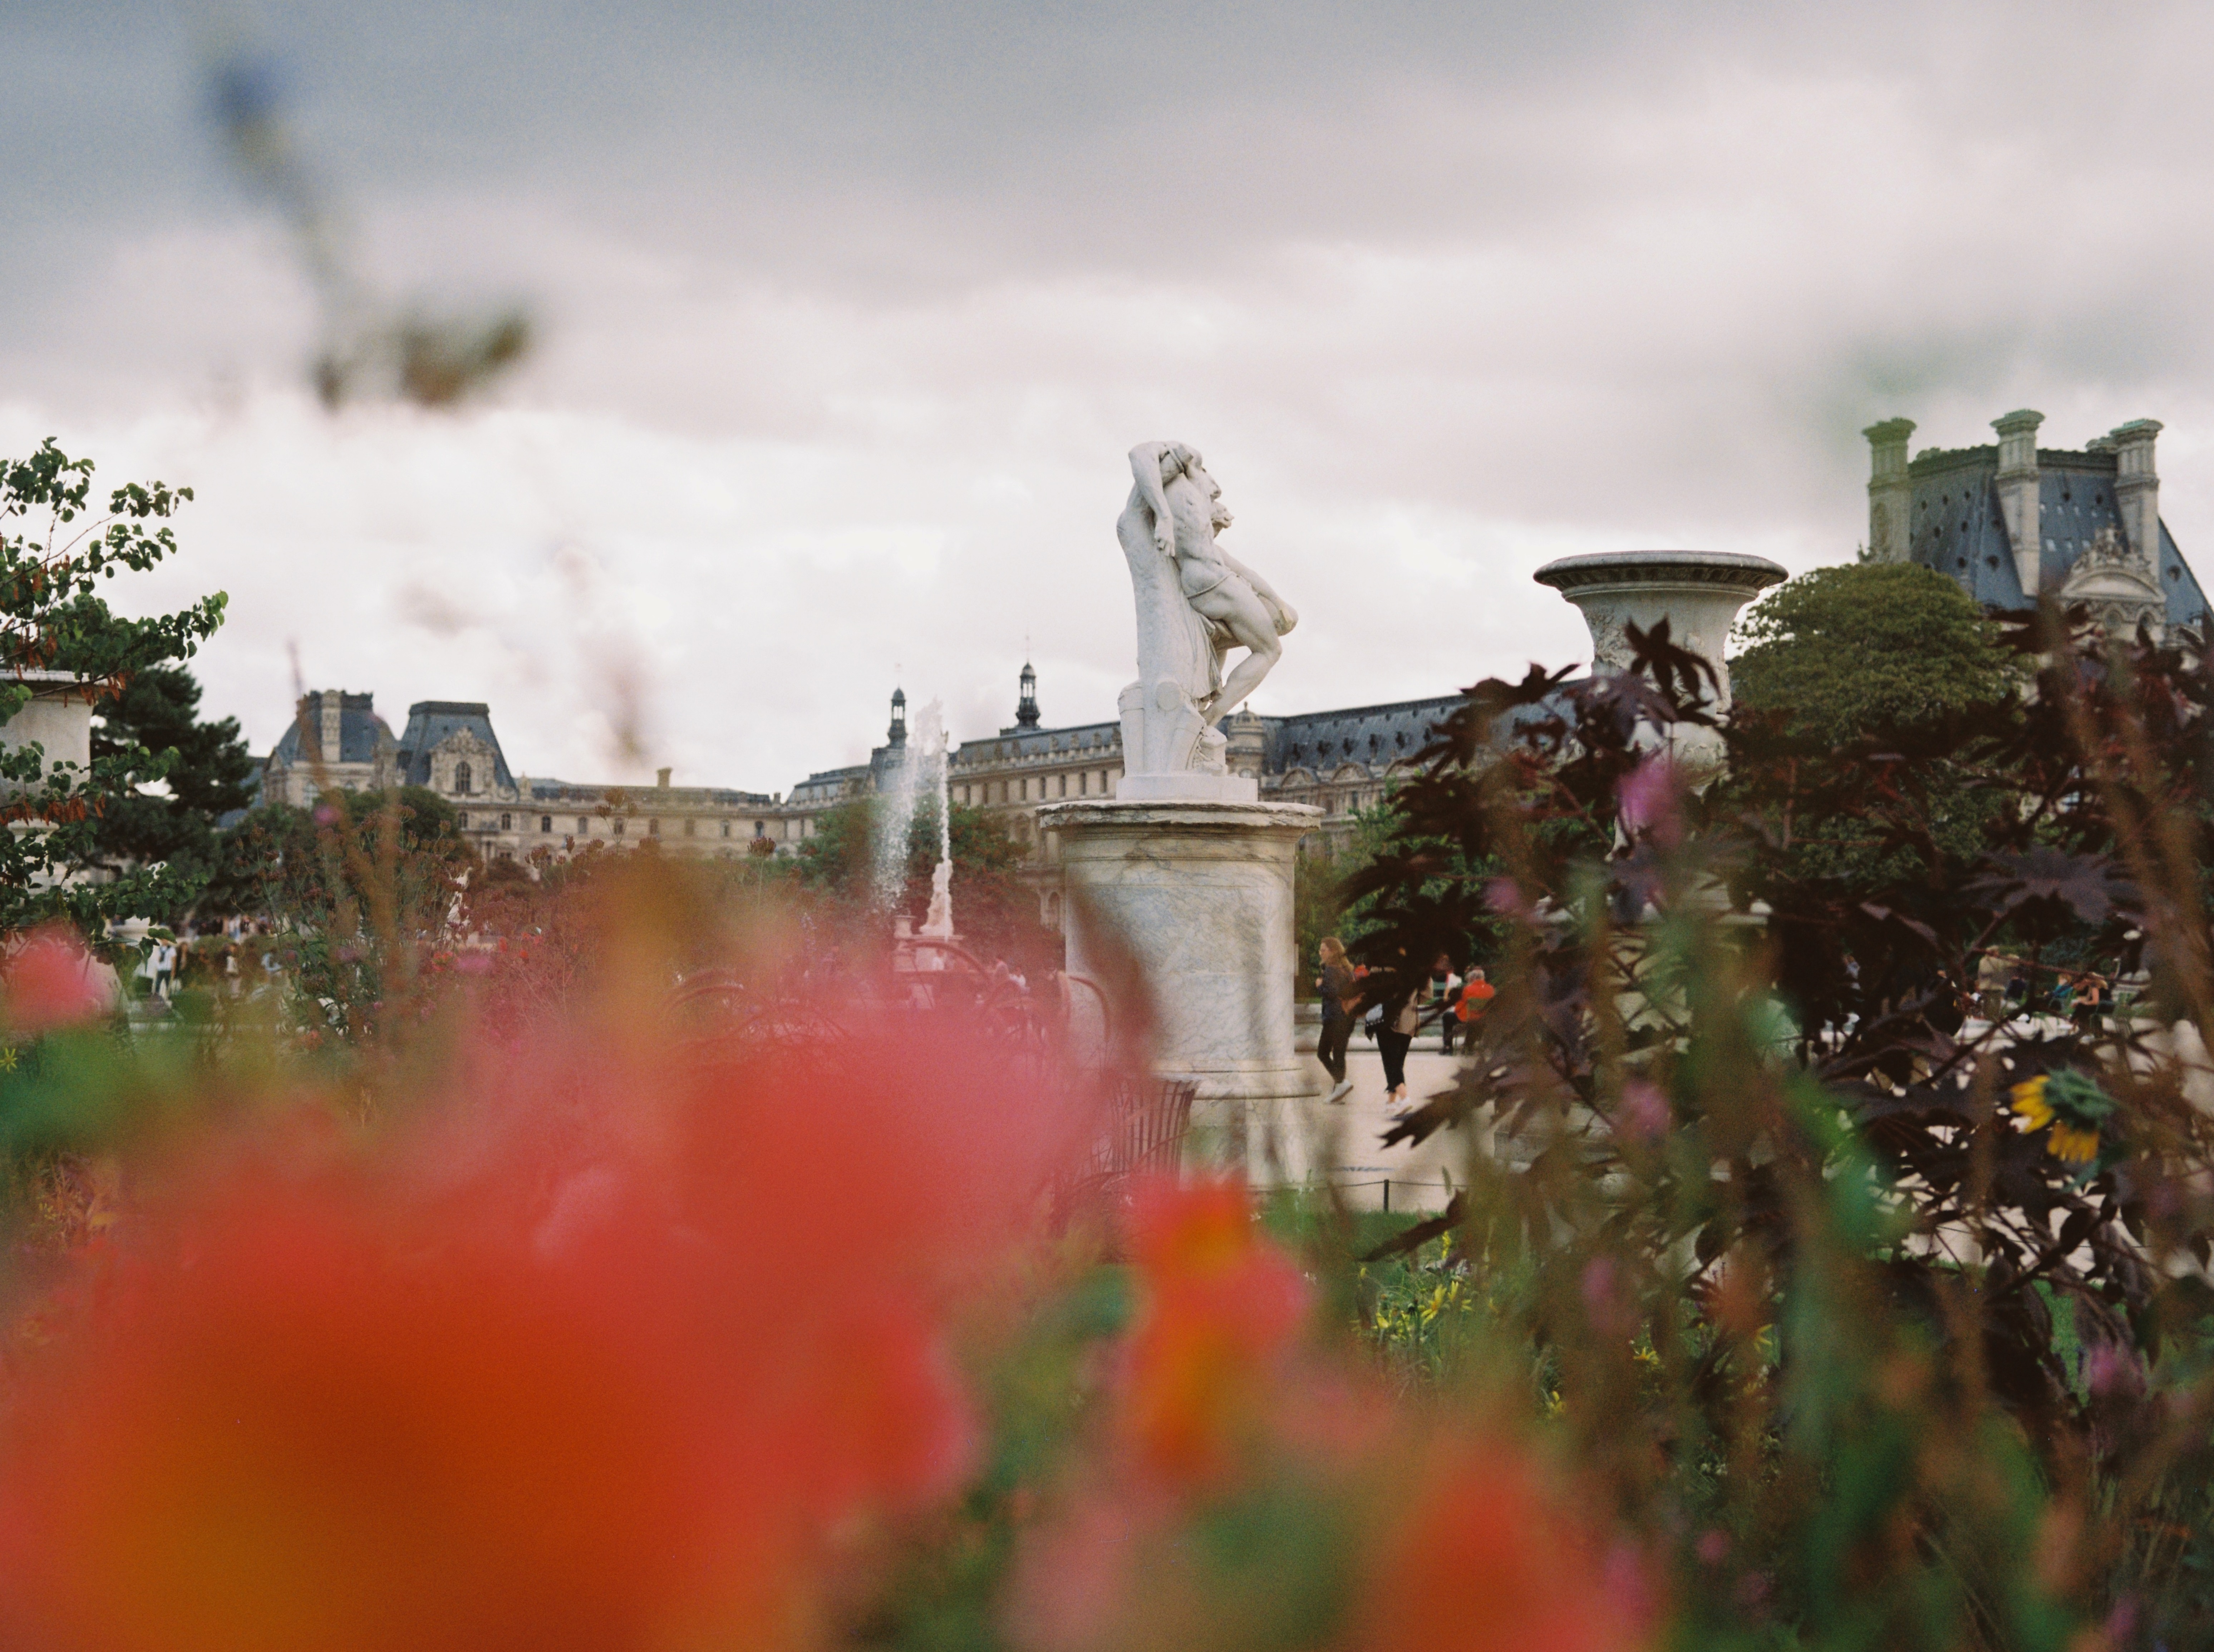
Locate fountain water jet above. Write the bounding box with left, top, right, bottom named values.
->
left=875, top=699, right=954, bottom=939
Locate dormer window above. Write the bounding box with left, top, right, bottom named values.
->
left=454, top=761, right=473, bottom=795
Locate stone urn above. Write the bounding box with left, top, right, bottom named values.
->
left=1533, top=550, right=1786, bottom=765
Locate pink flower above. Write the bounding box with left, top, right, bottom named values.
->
left=1617, top=756, right=1682, bottom=846
left=1580, top=1257, right=1637, bottom=1341
left=2085, top=1341, right=2141, bottom=1398
left=3, top=928, right=110, bottom=1034
left=1615, top=1081, right=1670, bottom=1146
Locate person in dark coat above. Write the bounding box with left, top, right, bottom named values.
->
left=1315, top=936, right=1358, bottom=1103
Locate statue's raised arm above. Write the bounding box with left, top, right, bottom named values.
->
left=1111, top=441, right=1296, bottom=795
left=1127, top=443, right=1177, bottom=560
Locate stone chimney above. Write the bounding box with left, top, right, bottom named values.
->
left=305, top=690, right=344, bottom=768
left=1225, top=707, right=1268, bottom=778
left=1992, top=409, right=2045, bottom=598
left=655, top=766, right=672, bottom=789
left=2107, top=419, right=2163, bottom=569
left=1862, top=418, right=1916, bottom=562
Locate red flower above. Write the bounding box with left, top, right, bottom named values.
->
left=2, top=927, right=110, bottom=1034
left=0, top=995, right=1103, bottom=1650
left=0, top=1168, right=756, bottom=1651
left=1348, top=1442, right=1647, bottom=1652
left=1118, top=1177, right=1310, bottom=1487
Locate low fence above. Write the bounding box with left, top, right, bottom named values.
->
left=1250, top=1174, right=1458, bottom=1214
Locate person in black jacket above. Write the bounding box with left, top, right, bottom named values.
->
left=1315, top=937, right=1358, bottom=1103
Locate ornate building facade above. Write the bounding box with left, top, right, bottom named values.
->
left=253, top=670, right=1442, bottom=919
left=1865, top=410, right=2210, bottom=636
left=256, top=407, right=2213, bottom=919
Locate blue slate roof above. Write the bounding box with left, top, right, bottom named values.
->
left=1907, top=445, right=2210, bottom=626
left=1261, top=695, right=1467, bottom=772
left=788, top=763, right=873, bottom=803
left=269, top=692, right=392, bottom=768
left=951, top=721, right=1120, bottom=766
left=394, top=701, right=517, bottom=791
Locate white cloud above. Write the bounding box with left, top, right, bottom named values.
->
left=9, top=2, right=2214, bottom=795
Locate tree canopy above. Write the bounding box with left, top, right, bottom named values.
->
left=1730, top=561, right=2016, bottom=743
left=1, top=440, right=230, bottom=930
left=797, top=797, right=1055, bottom=971
left=83, top=661, right=258, bottom=918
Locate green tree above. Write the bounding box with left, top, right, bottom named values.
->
left=1294, top=803, right=1408, bottom=991
left=79, top=659, right=257, bottom=918
left=1727, top=562, right=2020, bottom=882
left=796, top=797, right=1054, bottom=970
left=216, top=787, right=479, bottom=1040
left=225, top=786, right=471, bottom=936
left=0, top=439, right=229, bottom=930
left=1730, top=561, right=2016, bottom=743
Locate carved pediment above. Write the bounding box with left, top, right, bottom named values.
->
left=2061, top=529, right=2164, bottom=640
left=431, top=729, right=509, bottom=799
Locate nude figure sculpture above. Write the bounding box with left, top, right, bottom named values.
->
left=1114, top=441, right=1297, bottom=781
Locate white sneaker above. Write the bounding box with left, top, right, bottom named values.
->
left=1324, top=1079, right=1353, bottom=1104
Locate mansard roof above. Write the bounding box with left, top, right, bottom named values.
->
left=395, top=700, right=517, bottom=791
left=1907, top=444, right=2210, bottom=626
left=269, top=691, right=393, bottom=768
left=1258, top=695, right=1466, bottom=772
left=951, top=721, right=1120, bottom=766
left=527, top=779, right=773, bottom=808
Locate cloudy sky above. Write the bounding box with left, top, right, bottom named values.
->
left=9, top=1, right=2214, bottom=792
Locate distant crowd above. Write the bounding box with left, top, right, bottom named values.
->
left=1311, top=940, right=1494, bottom=1114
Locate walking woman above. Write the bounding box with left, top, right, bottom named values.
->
left=1315, top=937, right=1358, bottom=1104
left=1378, top=957, right=1420, bottom=1111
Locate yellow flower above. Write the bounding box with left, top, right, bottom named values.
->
left=2012, top=1071, right=2114, bottom=1166
left=2050, top=1122, right=2101, bottom=1165
left=2010, top=1076, right=2054, bottom=1131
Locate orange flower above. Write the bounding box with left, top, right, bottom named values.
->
left=0, top=1169, right=760, bottom=1651
left=0, top=992, right=1101, bottom=1651
left=1119, top=1177, right=1310, bottom=1487
left=2, top=926, right=110, bottom=1034
left=1348, top=1442, right=1648, bottom=1652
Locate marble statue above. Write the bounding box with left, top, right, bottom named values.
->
left=1115, top=442, right=1297, bottom=779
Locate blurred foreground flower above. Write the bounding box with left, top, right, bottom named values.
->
left=1120, top=1175, right=1311, bottom=1487
left=2, top=927, right=113, bottom=1034
left=1349, top=1444, right=1650, bottom=1652
left=0, top=995, right=1096, bottom=1651
left=1004, top=1178, right=1645, bottom=1652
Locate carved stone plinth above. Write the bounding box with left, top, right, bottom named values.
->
left=1042, top=798, right=1323, bottom=1169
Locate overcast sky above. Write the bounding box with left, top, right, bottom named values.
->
left=9, top=1, right=2214, bottom=791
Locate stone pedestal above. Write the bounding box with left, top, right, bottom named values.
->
left=1040, top=798, right=1323, bottom=1169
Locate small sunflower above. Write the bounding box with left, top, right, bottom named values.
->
left=2050, top=1122, right=2102, bottom=1165
left=2009, top=1069, right=2115, bottom=1167
left=2010, top=1075, right=2054, bottom=1131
